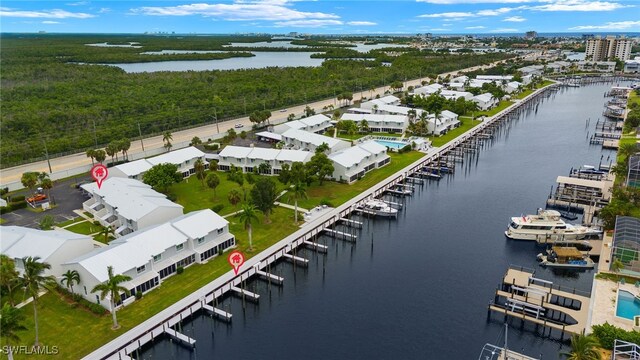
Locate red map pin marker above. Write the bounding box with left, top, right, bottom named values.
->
left=91, top=164, right=109, bottom=189
left=227, top=250, right=245, bottom=275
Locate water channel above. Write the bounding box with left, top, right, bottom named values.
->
left=137, top=82, right=618, bottom=359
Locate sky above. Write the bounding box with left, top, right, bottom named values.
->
left=1, top=0, right=640, bottom=34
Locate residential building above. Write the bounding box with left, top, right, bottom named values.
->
left=281, top=128, right=350, bottom=153
left=217, top=146, right=313, bottom=175
left=413, top=83, right=444, bottom=96
left=272, top=114, right=332, bottom=135
left=609, top=216, right=640, bottom=277
left=628, top=154, right=640, bottom=188
left=81, top=178, right=183, bottom=237
left=376, top=95, right=401, bottom=106
left=440, top=90, right=474, bottom=101
left=0, top=226, right=94, bottom=277
left=110, top=147, right=206, bottom=180
left=518, top=65, right=544, bottom=77
left=524, top=31, right=538, bottom=40
left=328, top=141, right=390, bottom=183
left=472, top=93, right=498, bottom=110
left=504, top=81, right=522, bottom=94
left=62, top=209, right=236, bottom=309
left=576, top=61, right=616, bottom=73
left=476, top=75, right=514, bottom=82
left=624, top=57, right=640, bottom=73
left=340, top=113, right=409, bottom=133
left=448, top=76, right=468, bottom=91
left=585, top=36, right=632, bottom=61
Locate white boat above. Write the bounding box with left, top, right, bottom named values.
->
left=536, top=246, right=595, bottom=269
left=504, top=209, right=601, bottom=242
left=361, top=200, right=398, bottom=217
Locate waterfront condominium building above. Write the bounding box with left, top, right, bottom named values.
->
left=585, top=36, right=633, bottom=61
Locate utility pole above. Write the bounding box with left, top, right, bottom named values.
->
left=137, top=122, right=145, bottom=152
left=214, top=108, right=219, bottom=134
left=42, top=139, right=52, bottom=174
left=92, top=119, right=98, bottom=147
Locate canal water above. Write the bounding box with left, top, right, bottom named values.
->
left=137, top=83, right=619, bottom=359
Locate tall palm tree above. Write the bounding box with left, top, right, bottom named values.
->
left=0, top=255, right=21, bottom=306
left=228, top=189, right=242, bottom=209
left=91, top=266, right=132, bottom=330
left=0, top=303, right=27, bottom=360
left=100, top=225, right=114, bottom=243
left=86, top=149, right=95, bottom=166
left=21, top=256, right=55, bottom=346
left=561, top=331, right=602, bottom=360
left=288, top=182, right=308, bottom=223
left=61, top=269, right=81, bottom=293
left=162, top=131, right=173, bottom=152
left=237, top=204, right=260, bottom=251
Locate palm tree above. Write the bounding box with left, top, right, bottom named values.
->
left=100, top=225, right=114, bottom=243
left=21, top=256, right=55, bottom=346
left=40, top=178, right=53, bottom=200
left=237, top=204, right=260, bottom=251
left=561, top=331, right=602, bottom=360
left=228, top=189, right=242, bottom=209
left=162, top=131, right=173, bottom=152
left=91, top=266, right=132, bottom=330
left=611, top=258, right=625, bottom=279
left=0, top=255, right=21, bottom=306
left=119, top=138, right=131, bottom=160
left=194, top=159, right=206, bottom=187
left=86, top=149, right=95, bottom=166
left=288, top=182, right=308, bottom=223
left=61, top=269, right=80, bottom=293
left=0, top=303, right=27, bottom=360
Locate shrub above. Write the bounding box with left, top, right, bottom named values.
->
left=135, top=291, right=143, bottom=300
left=211, top=204, right=224, bottom=213
left=177, top=266, right=184, bottom=275
left=203, top=143, right=219, bottom=151
left=93, top=220, right=101, bottom=226
left=239, top=131, right=247, bottom=139
left=320, top=198, right=334, bottom=207
left=12, top=195, right=25, bottom=202
left=218, top=247, right=224, bottom=257
left=56, top=286, right=107, bottom=316
left=592, top=323, right=640, bottom=349
left=0, top=187, right=8, bottom=196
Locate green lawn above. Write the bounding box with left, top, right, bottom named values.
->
left=4, top=206, right=300, bottom=360
left=476, top=100, right=515, bottom=118
left=283, top=151, right=425, bottom=209
left=57, top=217, right=84, bottom=228
left=429, top=118, right=482, bottom=147
left=65, top=220, right=101, bottom=236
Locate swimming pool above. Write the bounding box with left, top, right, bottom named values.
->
left=616, top=290, right=640, bottom=320
left=375, top=140, right=407, bottom=150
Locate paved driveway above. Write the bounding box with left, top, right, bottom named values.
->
left=1, top=176, right=91, bottom=228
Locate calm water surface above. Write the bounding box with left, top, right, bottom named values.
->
left=137, top=83, right=620, bottom=359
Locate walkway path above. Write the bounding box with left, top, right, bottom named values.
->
left=0, top=59, right=515, bottom=190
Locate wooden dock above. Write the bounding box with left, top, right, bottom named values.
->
left=303, top=240, right=328, bottom=253
left=164, top=327, right=196, bottom=348
left=323, top=228, right=357, bottom=241
left=202, top=304, right=232, bottom=322
left=255, top=269, right=285, bottom=285
left=231, top=286, right=260, bottom=302
left=282, top=253, right=309, bottom=267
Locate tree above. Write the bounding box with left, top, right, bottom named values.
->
left=21, top=172, right=39, bottom=193
left=611, top=258, right=625, bottom=278
left=119, top=138, right=131, bottom=160
left=237, top=204, right=260, bottom=251
left=40, top=178, right=53, bottom=200
left=307, top=152, right=334, bottom=185
left=287, top=113, right=295, bottom=121
left=391, top=81, right=403, bottom=92
left=258, top=162, right=272, bottom=175
left=561, top=331, right=602, bottom=360
left=0, top=255, right=21, bottom=306
left=250, top=177, right=278, bottom=223
left=304, top=105, right=315, bottom=117
left=61, top=269, right=80, bottom=293
left=227, top=128, right=237, bottom=140
left=162, top=131, right=173, bottom=152
left=100, top=225, right=114, bottom=243
left=1, top=303, right=27, bottom=360
left=228, top=189, right=242, bottom=209
left=191, top=136, right=202, bottom=146
left=288, top=182, right=307, bottom=223
left=315, top=142, right=330, bottom=154
left=86, top=149, right=96, bottom=166
left=208, top=160, right=219, bottom=172
left=278, top=163, right=291, bottom=184
left=105, top=143, right=118, bottom=165
left=142, top=163, right=182, bottom=193
left=359, top=119, right=370, bottom=133
left=194, top=159, right=206, bottom=187
left=21, top=256, right=56, bottom=346
left=205, top=172, right=220, bottom=198
left=91, top=266, right=132, bottom=330
left=93, top=149, right=106, bottom=164
left=38, top=215, right=54, bottom=230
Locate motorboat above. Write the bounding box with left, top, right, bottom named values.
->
left=360, top=200, right=398, bottom=217
left=505, top=209, right=601, bottom=242
left=537, top=246, right=595, bottom=269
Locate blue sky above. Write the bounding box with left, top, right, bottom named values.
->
left=1, top=0, right=639, bottom=34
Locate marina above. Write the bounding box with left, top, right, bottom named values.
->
left=87, top=81, right=627, bottom=359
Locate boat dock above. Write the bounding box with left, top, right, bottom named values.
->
left=488, top=266, right=591, bottom=337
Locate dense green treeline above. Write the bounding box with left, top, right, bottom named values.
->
left=0, top=34, right=513, bottom=167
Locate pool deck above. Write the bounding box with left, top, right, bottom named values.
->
left=589, top=277, right=639, bottom=332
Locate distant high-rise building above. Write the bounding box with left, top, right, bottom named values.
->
left=524, top=31, right=538, bottom=40
left=585, top=36, right=633, bottom=61
left=582, top=34, right=595, bottom=40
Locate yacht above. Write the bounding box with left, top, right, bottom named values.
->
left=537, top=246, right=595, bottom=269
left=361, top=200, right=398, bottom=217
left=505, top=209, right=601, bottom=242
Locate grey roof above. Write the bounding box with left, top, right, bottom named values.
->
left=613, top=216, right=640, bottom=250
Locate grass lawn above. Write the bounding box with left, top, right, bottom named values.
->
left=283, top=151, right=425, bottom=210
left=57, top=216, right=84, bottom=228
left=4, top=206, right=300, bottom=360
left=429, top=118, right=482, bottom=147
left=1, top=287, right=29, bottom=307
left=170, top=173, right=286, bottom=215
left=476, top=100, right=514, bottom=118
left=64, top=220, right=101, bottom=236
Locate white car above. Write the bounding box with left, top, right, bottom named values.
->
left=280, top=109, right=287, bottom=112
left=234, top=123, right=243, bottom=129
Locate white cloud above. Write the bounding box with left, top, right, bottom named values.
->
left=419, top=6, right=520, bottom=18
left=41, top=20, right=61, bottom=24
left=274, top=19, right=343, bottom=27
left=417, top=0, right=534, bottom=3
left=131, top=1, right=339, bottom=22
left=530, top=0, right=628, bottom=12
left=569, top=20, right=640, bottom=30
left=98, top=8, right=111, bottom=13
left=66, top=1, right=89, bottom=6
left=489, top=27, right=519, bottom=32
left=465, top=25, right=487, bottom=29
left=347, top=21, right=376, bottom=26
left=0, top=8, right=95, bottom=18
left=503, top=16, right=526, bottom=21
left=418, top=12, right=474, bottom=18
left=477, top=7, right=517, bottom=15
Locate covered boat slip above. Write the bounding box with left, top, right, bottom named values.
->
left=488, top=267, right=591, bottom=336
left=551, top=246, right=583, bottom=259
left=552, top=176, right=613, bottom=204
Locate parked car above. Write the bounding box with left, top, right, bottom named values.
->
left=280, top=109, right=287, bottom=112
left=234, top=123, right=243, bottom=129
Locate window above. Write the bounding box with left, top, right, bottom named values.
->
left=197, top=237, right=205, bottom=244
left=137, top=265, right=146, bottom=274
left=176, top=243, right=184, bottom=252
left=153, top=254, right=162, bottom=262
left=84, top=286, right=87, bottom=295
left=217, top=228, right=224, bottom=235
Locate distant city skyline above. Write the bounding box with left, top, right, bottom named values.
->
left=1, top=0, right=640, bottom=34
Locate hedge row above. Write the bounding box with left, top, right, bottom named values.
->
left=591, top=323, right=640, bottom=349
